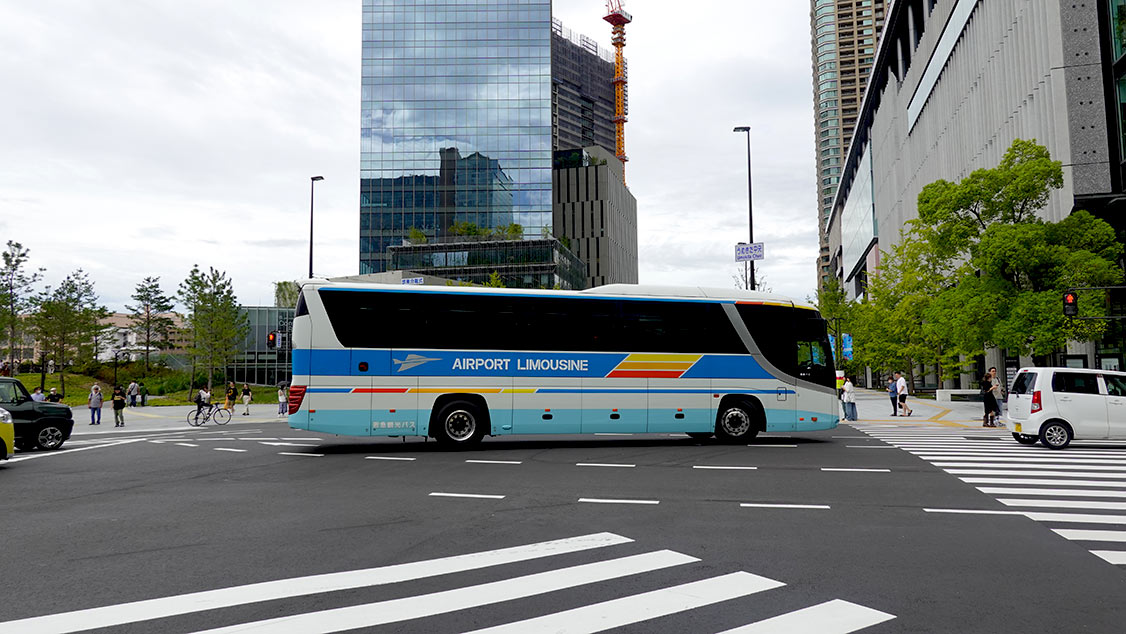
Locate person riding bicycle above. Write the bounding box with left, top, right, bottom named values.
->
left=194, top=386, right=213, bottom=423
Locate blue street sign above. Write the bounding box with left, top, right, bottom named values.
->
left=842, top=333, right=853, bottom=361
left=401, top=277, right=425, bottom=285
left=735, top=242, right=764, bottom=262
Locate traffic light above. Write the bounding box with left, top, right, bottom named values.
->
left=266, top=331, right=278, bottom=349
left=1063, top=292, right=1078, bottom=317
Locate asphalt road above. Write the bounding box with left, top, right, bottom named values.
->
left=2, top=394, right=1124, bottom=633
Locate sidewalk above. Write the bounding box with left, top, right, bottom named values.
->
left=848, top=389, right=1001, bottom=428
left=69, top=403, right=288, bottom=435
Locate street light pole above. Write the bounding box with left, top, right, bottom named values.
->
left=309, top=176, right=324, bottom=278
left=733, top=126, right=755, bottom=290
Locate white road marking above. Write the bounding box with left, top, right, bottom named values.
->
left=915, top=450, right=1126, bottom=459
left=997, top=498, right=1126, bottom=511
left=261, top=442, right=318, bottom=447
left=717, top=599, right=896, bottom=633
left=924, top=456, right=1126, bottom=465
left=0, top=533, right=633, bottom=634
left=978, top=487, right=1126, bottom=498
left=1024, top=512, right=1126, bottom=524
left=693, top=465, right=758, bottom=470
left=175, top=443, right=199, bottom=448
left=282, top=437, right=320, bottom=441
left=464, top=571, right=785, bottom=634
left=1053, top=529, right=1126, bottom=542
left=845, top=446, right=896, bottom=449
left=466, top=459, right=523, bottom=465
left=213, top=448, right=247, bottom=453
left=365, top=456, right=416, bottom=461
left=192, top=550, right=697, bottom=634
left=8, top=438, right=147, bottom=463
left=430, top=492, right=506, bottom=500
left=578, top=498, right=659, bottom=505
left=821, top=468, right=891, bottom=473
left=945, top=468, right=1126, bottom=479
left=740, top=503, right=830, bottom=510
left=576, top=463, right=635, bottom=468
left=749, top=444, right=796, bottom=448
left=278, top=452, right=324, bottom=457
left=240, top=437, right=279, bottom=441
left=1091, top=551, right=1126, bottom=565
left=934, top=462, right=1126, bottom=472
left=923, top=508, right=1025, bottom=516
left=962, top=477, right=1126, bottom=487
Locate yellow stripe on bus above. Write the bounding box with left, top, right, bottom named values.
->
left=614, top=362, right=695, bottom=370
left=622, top=353, right=701, bottom=363
left=410, top=388, right=505, bottom=394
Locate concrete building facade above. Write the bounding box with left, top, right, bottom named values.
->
left=811, top=0, right=886, bottom=289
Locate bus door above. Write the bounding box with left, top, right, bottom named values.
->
left=793, top=314, right=836, bottom=428
left=736, top=303, right=798, bottom=432
left=304, top=349, right=374, bottom=437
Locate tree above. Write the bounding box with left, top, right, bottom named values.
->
left=126, top=276, right=175, bottom=375
left=274, top=281, right=300, bottom=308
left=178, top=266, right=249, bottom=390
left=407, top=227, right=428, bottom=244
left=0, top=241, right=44, bottom=367
left=27, top=270, right=104, bottom=397
left=484, top=271, right=505, bottom=288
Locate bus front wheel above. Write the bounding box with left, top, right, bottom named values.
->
left=715, top=402, right=760, bottom=444
left=434, top=400, right=485, bottom=447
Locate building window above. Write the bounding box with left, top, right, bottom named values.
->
left=1113, top=1, right=1126, bottom=60
left=1117, top=77, right=1126, bottom=157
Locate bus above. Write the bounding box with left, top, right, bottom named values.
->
left=287, top=281, right=838, bottom=446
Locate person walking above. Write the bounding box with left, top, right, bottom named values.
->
left=241, top=384, right=252, bottom=416
left=841, top=376, right=857, bottom=421
left=988, top=366, right=1004, bottom=426
left=87, top=385, right=104, bottom=425
left=981, top=373, right=997, bottom=427
left=277, top=386, right=287, bottom=418
left=895, top=371, right=913, bottom=417
left=224, top=381, right=237, bottom=411
left=46, top=387, right=62, bottom=403
left=111, top=386, right=127, bottom=427
left=127, top=380, right=139, bottom=407
left=887, top=376, right=898, bottom=416
left=139, top=382, right=148, bottom=406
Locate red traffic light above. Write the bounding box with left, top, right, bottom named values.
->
left=266, top=331, right=278, bottom=348
left=1063, top=292, right=1078, bottom=317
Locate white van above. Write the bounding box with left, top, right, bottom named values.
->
left=1007, top=367, right=1126, bottom=449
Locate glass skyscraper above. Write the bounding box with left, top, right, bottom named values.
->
left=360, top=0, right=554, bottom=275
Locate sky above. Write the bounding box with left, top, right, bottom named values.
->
left=0, top=1, right=818, bottom=311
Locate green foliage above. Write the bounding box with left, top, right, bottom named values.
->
left=407, top=227, right=428, bottom=244
left=0, top=240, right=44, bottom=366
left=27, top=269, right=106, bottom=398
left=127, top=276, right=175, bottom=374
left=274, top=280, right=299, bottom=308
left=178, top=265, right=249, bottom=390
left=449, top=221, right=524, bottom=241
left=484, top=271, right=505, bottom=288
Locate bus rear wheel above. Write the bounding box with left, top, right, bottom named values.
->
left=434, top=400, right=485, bottom=448
left=715, top=401, right=760, bottom=444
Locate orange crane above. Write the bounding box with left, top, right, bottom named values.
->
left=604, top=0, right=632, bottom=185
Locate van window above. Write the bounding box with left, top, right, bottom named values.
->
left=1105, top=375, right=1126, bottom=397
left=1051, top=372, right=1101, bottom=395
left=1010, top=372, right=1037, bottom=395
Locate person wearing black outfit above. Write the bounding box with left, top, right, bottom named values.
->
left=46, top=388, right=63, bottom=403
left=111, top=386, right=127, bottom=427
left=981, top=374, right=997, bottom=427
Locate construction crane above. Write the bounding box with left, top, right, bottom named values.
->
left=604, top=0, right=632, bottom=185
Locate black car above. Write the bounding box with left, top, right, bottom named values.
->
left=0, top=378, right=74, bottom=450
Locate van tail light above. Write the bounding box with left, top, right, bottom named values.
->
left=288, top=386, right=307, bottom=415
left=1031, top=390, right=1042, bottom=414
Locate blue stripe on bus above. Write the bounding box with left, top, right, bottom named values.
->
left=306, top=388, right=354, bottom=394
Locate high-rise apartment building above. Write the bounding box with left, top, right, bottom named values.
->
left=359, top=1, right=637, bottom=289
left=810, top=0, right=885, bottom=289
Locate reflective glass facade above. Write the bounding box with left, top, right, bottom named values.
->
left=360, top=0, right=554, bottom=274
left=228, top=307, right=294, bottom=387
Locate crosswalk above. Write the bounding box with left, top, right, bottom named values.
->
left=853, top=422, right=1126, bottom=567
left=0, top=532, right=895, bottom=633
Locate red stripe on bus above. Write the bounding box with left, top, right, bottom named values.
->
left=606, top=370, right=685, bottom=378
left=352, top=388, right=411, bottom=393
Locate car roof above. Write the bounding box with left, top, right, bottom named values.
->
left=1019, top=366, right=1126, bottom=376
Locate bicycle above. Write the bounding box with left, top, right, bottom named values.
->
left=187, top=403, right=231, bottom=426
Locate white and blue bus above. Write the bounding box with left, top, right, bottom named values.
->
left=287, top=282, right=838, bottom=446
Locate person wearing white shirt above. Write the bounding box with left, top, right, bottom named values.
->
left=840, top=377, right=857, bottom=421
left=894, top=371, right=912, bottom=416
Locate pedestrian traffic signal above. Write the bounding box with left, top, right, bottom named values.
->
left=1063, top=292, right=1078, bottom=317
left=266, top=331, right=278, bottom=348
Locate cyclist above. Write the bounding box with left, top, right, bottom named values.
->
left=194, top=386, right=213, bottom=424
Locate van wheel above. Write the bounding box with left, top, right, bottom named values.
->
left=1039, top=421, right=1072, bottom=450
left=715, top=402, right=760, bottom=444
left=1012, top=433, right=1038, bottom=446
left=36, top=425, right=67, bottom=451
left=434, top=400, right=485, bottom=448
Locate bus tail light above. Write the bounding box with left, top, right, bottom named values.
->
left=1031, top=391, right=1042, bottom=414
left=289, top=386, right=307, bottom=415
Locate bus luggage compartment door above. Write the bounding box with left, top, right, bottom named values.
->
left=647, top=378, right=711, bottom=433
left=512, top=378, right=580, bottom=435
left=582, top=378, right=646, bottom=433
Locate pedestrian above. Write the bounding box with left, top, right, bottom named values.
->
left=277, top=386, right=287, bottom=418
left=224, top=381, right=237, bottom=411
left=139, top=382, right=148, bottom=406
left=111, top=386, right=127, bottom=427
left=841, top=376, right=857, bottom=421
left=887, top=376, right=898, bottom=416
left=895, top=371, right=913, bottom=417
left=988, top=366, right=1004, bottom=426
left=87, top=385, right=104, bottom=425
left=127, top=380, right=139, bottom=407
left=0, top=360, right=9, bottom=377
left=31, top=386, right=46, bottom=402
left=981, top=373, right=997, bottom=427
left=241, top=383, right=252, bottom=416
left=47, top=359, right=55, bottom=374
left=46, top=387, right=63, bottom=403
